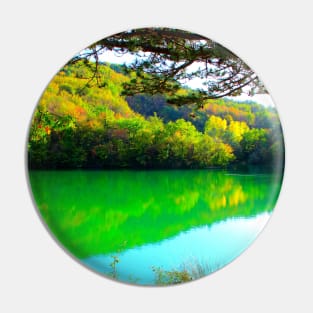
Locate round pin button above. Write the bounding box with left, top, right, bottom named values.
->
left=27, top=27, right=284, bottom=286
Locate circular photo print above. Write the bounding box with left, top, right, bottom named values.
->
left=27, top=27, right=284, bottom=286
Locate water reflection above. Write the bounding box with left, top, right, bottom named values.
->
left=29, top=169, right=282, bottom=281
left=84, top=213, right=270, bottom=284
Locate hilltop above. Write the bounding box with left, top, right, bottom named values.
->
left=28, top=61, right=284, bottom=170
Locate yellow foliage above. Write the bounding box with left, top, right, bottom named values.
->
left=229, top=188, right=247, bottom=207
left=228, top=121, right=249, bottom=141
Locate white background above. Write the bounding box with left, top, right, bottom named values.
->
left=1, top=1, right=312, bottom=312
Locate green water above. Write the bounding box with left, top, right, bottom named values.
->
left=29, top=169, right=283, bottom=284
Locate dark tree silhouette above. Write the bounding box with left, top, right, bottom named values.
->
left=70, top=28, right=267, bottom=106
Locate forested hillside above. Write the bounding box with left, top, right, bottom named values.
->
left=28, top=61, right=284, bottom=169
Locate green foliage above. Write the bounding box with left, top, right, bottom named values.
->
left=59, top=84, right=74, bottom=95
left=28, top=61, right=284, bottom=170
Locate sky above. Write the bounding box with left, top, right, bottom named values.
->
left=96, top=50, right=275, bottom=107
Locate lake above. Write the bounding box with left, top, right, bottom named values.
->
left=28, top=169, right=283, bottom=285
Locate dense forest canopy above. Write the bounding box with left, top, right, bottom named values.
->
left=70, top=28, right=267, bottom=106
left=28, top=61, right=284, bottom=170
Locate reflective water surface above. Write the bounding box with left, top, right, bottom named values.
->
left=29, top=169, right=282, bottom=285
